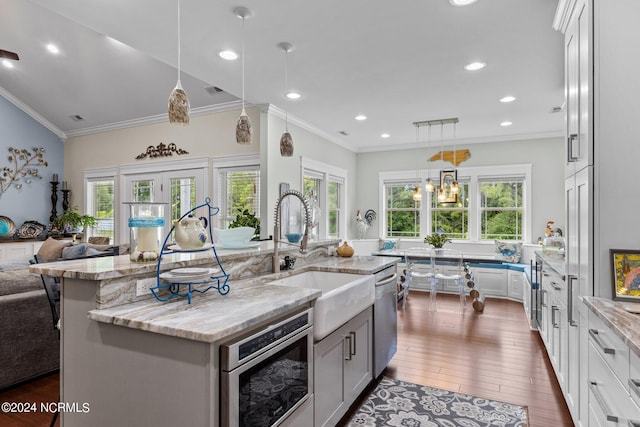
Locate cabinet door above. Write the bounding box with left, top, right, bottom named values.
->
left=314, top=329, right=347, bottom=427
left=508, top=270, right=524, bottom=300
left=539, top=287, right=550, bottom=350
left=474, top=268, right=507, bottom=297
left=343, top=309, right=372, bottom=403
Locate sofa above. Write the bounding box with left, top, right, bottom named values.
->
left=0, top=239, right=127, bottom=390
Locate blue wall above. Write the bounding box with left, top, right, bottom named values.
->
left=0, top=95, right=64, bottom=230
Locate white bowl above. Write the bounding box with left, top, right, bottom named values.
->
left=214, top=227, right=256, bottom=246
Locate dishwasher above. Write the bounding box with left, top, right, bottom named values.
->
left=373, top=264, right=398, bottom=377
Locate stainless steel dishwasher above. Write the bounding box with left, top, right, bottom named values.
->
left=373, top=264, right=398, bottom=377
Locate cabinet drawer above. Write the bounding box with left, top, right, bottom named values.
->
left=589, top=340, right=634, bottom=423
left=541, top=267, right=566, bottom=304
left=589, top=311, right=630, bottom=386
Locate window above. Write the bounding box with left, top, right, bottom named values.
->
left=301, top=158, right=347, bottom=240
left=85, top=174, right=115, bottom=243
left=432, top=182, right=469, bottom=239
left=385, top=182, right=421, bottom=237
left=380, top=165, right=531, bottom=242
left=479, top=179, right=523, bottom=240
left=214, top=155, right=261, bottom=230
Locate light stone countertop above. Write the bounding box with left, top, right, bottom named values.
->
left=536, top=250, right=566, bottom=279
left=84, top=255, right=399, bottom=343
left=583, top=296, right=640, bottom=358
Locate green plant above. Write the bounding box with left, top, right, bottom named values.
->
left=424, top=233, right=451, bottom=248
left=53, top=206, right=97, bottom=232
left=229, top=208, right=260, bottom=240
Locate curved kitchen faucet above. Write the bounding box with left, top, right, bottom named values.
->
left=273, top=189, right=311, bottom=272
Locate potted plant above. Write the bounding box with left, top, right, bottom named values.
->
left=424, top=233, right=451, bottom=249
left=228, top=208, right=260, bottom=240
left=53, top=206, right=97, bottom=241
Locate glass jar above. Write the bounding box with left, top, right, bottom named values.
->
left=127, top=202, right=165, bottom=263
left=542, top=233, right=566, bottom=259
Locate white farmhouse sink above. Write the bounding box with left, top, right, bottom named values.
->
left=267, top=271, right=375, bottom=341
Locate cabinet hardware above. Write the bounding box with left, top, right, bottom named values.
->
left=568, top=133, right=579, bottom=162
left=629, top=379, right=640, bottom=399
left=589, top=329, right=616, bottom=354
left=567, top=276, right=578, bottom=326
left=551, top=281, right=562, bottom=291
left=589, top=381, right=619, bottom=423
left=552, top=306, right=559, bottom=328
left=541, top=289, right=547, bottom=307
left=628, top=420, right=640, bottom=427
left=349, top=331, right=357, bottom=356
left=344, top=335, right=352, bottom=361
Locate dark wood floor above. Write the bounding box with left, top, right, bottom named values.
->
left=0, top=292, right=572, bottom=427
left=340, top=291, right=574, bottom=426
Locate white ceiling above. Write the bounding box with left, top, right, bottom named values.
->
left=0, top=0, right=564, bottom=152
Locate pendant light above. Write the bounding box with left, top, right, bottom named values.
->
left=424, top=124, right=435, bottom=193
left=437, top=123, right=448, bottom=203
left=234, top=7, right=252, bottom=144
left=278, top=42, right=295, bottom=157
left=412, top=125, right=422, bottom=201
left=168, top=0, right=190, bottom=125
left=450, top=121, right=459, bottom=194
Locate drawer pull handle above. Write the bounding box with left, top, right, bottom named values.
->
left=344, top=335, right=352, bottom=361
left=551, top=282, right=562, bottom=291
left=541, top=289, right=547, bottom=307
left=629, top=379, right=640, bottom=399
left=589, top=381, right=618, bottom=423
left=568, top=133, right=579, bottom=162
left=552, top=306, right=559, bottom=328
left=628, top=420, right=640, bottom=427
left=349, top=331, right=357, bottom=357
left=589, top=329, right=616, bottom=355
left=567, top=276, right=578, bottom=327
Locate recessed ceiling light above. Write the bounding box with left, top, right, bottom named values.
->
left=500, top=96, right=516, bottom=103
left=464, top=62, right=486, bottom=71
left=500, top=121, right=513, bottom=127
left=46, top=44, right=60, bottom=54
left=381, top=133, right=390, bottom=138
left=2, top=59, right=14, bottom=69
left=450, top=0, right=478, bottom=5
left=355, top=115, right=367, bottom=121
left=286, top=91, right=301, bottom=100
left=219, top=50, right=238, bottom=60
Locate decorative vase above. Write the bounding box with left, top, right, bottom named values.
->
left=336, top=241, right=355, bottom=257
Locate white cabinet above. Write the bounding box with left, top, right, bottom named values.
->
left=539, top=262, right=567, bottom=391
left=474, top=268, right=507, bottom=297
left=0, top=241, right=44, bottom=262
left=508, top=270, right=524, bottom=300
left=314, top=307, right=372, bottom=427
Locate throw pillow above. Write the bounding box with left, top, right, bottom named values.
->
left=379, top=238, right=399, bottom=252
left=495, top=240, right=523, bottom=263
left=37, top=237, right=73, bottom=260
left=62, top=244, right=87, bottom=259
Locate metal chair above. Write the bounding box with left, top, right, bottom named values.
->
left=35, top=256, right=61, bottom=427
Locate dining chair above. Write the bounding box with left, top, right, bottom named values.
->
left=403, top=247, right=436, bottom=309
left=430, top=248, right=466, bottom=314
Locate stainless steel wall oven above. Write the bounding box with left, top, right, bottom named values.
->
left=221, top=307, right=314, bottom=427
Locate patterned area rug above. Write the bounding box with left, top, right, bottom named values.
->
left=346, top=377, right=528, bottom=427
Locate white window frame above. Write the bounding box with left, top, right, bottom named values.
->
left=379, top=164, right=532, bottom=242
left=300, top=157, right=347, bottom=241
left=212, top=154, right=261, bottom=230
left=84, top=167, right=117, bottom=242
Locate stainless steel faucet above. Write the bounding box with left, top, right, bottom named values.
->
left=273, top=189, right=311, bottom=272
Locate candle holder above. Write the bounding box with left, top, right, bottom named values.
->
left=61, top=189, right=70, bottom=212
left=49, top=181, right=59, bottom=223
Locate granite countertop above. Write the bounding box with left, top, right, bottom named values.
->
left=85, top=255, right=399, bottom=343
left=371, top=250, right=503, bottom=264
left=583, top=296, right=640, bottom=358
left=536, top=251, right=566, bottom=278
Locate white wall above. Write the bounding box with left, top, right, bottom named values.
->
left=355, top=136, right=564, bottom=243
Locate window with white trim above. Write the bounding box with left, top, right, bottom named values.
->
left=301, top=158, right=347, bottom=240
left=85, top=171, right=116, bottom=243
left=214, top=155, right=261, bottom=230
left=380, top=165, right=531, bottom=242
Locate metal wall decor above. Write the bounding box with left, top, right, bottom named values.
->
left=0, top=146, right=47, bottom=198
left=429, top=149, right=471, bottom=166
left=135, top=142, right=189, bottom=160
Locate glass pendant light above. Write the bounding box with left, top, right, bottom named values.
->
left=424, top=124, right=435, bottom=193
left=234, top=7, right=252, bottom=144
left=278, top=42, right=294, bottom=157
left=412, top=125, right=422, bottom=201
left=450, top=121, right=459, bottom=194
left=168, top=0, right=190, bottom=125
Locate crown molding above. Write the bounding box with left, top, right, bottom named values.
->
left=65, top=100, right=245, bottom=138
left=0, top=86, right=67, bottom=141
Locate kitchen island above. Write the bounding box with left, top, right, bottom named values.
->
left=30, top=240, right=398, bottom=427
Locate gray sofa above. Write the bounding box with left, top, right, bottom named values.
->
left=0, top=265, right=59, bottom=389
left=0, top=243, right=127, bottom=389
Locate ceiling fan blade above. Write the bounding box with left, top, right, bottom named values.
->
left=0, top=50, right=19, bottom=61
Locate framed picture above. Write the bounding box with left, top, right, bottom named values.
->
left=610, top=249, right=640, bottom=301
